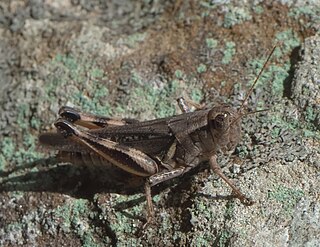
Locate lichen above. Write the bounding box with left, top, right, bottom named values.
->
left=268, top=185, right=304, bottom=216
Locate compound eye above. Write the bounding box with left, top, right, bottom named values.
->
left=212, top=114, right=227, bottom=129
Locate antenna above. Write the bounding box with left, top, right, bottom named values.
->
left=226, top=44, right=278, bottom=132
left=238, top=44, right=278, bottom=112
left=229, top=108, right=270, bottom=128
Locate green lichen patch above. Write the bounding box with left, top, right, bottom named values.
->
left=174, top=69, right=184, bottom=79
left=289, top=4, right=320, bottom=30
left=252, top=5, right=264, bottom=14
left=125, top=69, right=204, bottom=119
left=243, top=29, right=300, bottom=97
left=275, top=29, right=301, bottom=56
left=223, top=7, right=252, bottom=28
left=222, top=41, right=236, bottom=65
left=119, top=32, right=147, bottom=48
left=218, top=229, right=233, bottom=247
left=54, top=198, right=102, bottom=246
left=44, top=54, right=112, bottom=116
left=126, top=70, right=177, bottom=118
left=0, top=133, right=44, bottom=171
left=268, top=105, right=320, bottom=140
left=206, top=38, right=218, bottom=49
left=97, top=193, right=146, bottom=245
left=197, top=63, right=207, bottom=74
left=268, top=185, right=304, bottom=216
left=246, top=58, right=290, bottom=98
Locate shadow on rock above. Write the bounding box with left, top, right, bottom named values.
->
left=0, top=157, right=146, bottom=200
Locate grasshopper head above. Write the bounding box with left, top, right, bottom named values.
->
left=208, top=105, right=241, bottom=153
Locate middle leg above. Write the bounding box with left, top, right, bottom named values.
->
left=176, top=97, right=204, bottom=113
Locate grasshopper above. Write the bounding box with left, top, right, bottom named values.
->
left=39, top=45, right=276, bottom=225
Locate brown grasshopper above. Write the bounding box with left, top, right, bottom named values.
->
left=39, top=45, right=276, bottom=225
